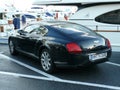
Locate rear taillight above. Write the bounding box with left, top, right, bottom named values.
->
left=66, top=42, right=82, bottom=54
left=106, top=39, right=111, bottom=48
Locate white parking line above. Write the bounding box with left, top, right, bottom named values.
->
left=106, top=62, right=120, bottom=67
left=1, top=53, right=120, bottom=90
left=0, top=53, right=61, bottom=80
left=0, top=70, right=120, bottom=90
left=59, top=79, right=120, bottom=90
left=0, top=71, right=51, bottom=80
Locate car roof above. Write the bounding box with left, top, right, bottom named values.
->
left=28, top=20, right=76, bottom=26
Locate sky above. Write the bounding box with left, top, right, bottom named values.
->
left=0, top=0, right=33, bottom=10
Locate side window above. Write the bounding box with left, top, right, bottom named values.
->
left=95, top=9, right=120, bottom=24
left=30, top=28, right=41, bottom=35
left=25, top=25, right=48, bottom=36
left=30, top=26, right=48, bottom=36
left=24, top=24, right=39, bottom=33
left=28, top=28, right=41, bottom=37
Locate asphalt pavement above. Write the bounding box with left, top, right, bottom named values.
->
left=0, top=44, right=120, bottom=90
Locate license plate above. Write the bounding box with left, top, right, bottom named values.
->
left=89, top=53, right=107, bottom=61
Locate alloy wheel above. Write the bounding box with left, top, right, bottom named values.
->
left=9, top=40, right=14, bottom=54
left=9, top=40, right=17, bottom=55
left=41, top=51, right=52, bottom=72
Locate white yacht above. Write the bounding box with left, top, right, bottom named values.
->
left=0, top=0, right=120, bottom=51
left=33, top=0, right=120, bottom=51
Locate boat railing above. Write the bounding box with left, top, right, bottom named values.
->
left=84, top=25, right=120, bottom=51
left=86, top=25, right=120, bottom=32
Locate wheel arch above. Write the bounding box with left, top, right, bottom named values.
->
left=38, top=45, right=50, bottom=59
left=8, top=36, right=18, bottom=55
left=8, top=37, right=12, bottom=43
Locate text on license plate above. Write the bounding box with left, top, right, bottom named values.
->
left=89, top=53, right=107, bottom=61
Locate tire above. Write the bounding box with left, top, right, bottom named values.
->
left=9, top=40, right=18, bottom=55
left=40, top=49, right=55, bottom=73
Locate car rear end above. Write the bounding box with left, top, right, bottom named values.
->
left=65, top=34, right=111, bottom=66
left=51, top=22, right=112, bottom=66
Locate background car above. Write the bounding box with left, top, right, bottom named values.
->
left=8, top=21, right=112, bottom=73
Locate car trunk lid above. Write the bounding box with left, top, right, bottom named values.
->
left=69, top=33, right=107, bottom=52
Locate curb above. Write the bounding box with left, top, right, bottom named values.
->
left=0, top=38, right=8, bottom=44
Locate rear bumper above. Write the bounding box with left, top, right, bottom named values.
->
left=54, top=49, right=111, bottom=67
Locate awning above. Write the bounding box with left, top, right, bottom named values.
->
left=24, top=14, right=36, bottom=19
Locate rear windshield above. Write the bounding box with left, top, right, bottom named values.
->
left=52, top=23, right=95, bottom=35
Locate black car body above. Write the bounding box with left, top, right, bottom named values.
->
left=8, top=21, right=111, bottom=73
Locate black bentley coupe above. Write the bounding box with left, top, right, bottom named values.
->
left=8, top=21, right=111, bottom=73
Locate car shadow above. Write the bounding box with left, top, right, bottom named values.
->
left=52, top=64, right=106, bottom=82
